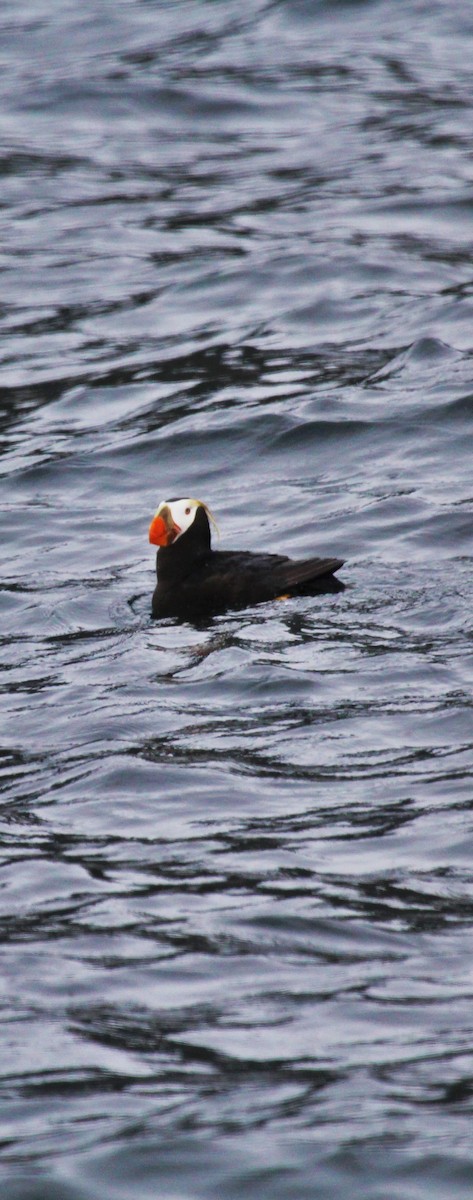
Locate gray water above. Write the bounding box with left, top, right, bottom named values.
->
left=1, top=1, right=473, bottom=1197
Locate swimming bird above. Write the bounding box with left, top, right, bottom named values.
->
left=149, top=498, right=344, bottom=620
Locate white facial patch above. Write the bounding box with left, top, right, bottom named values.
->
left=157, top=497, right=200, bottom=541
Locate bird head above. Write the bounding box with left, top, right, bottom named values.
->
left=148, top=498, right=218, bottom=547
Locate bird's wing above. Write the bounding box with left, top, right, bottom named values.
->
left=275, top=556, right=345, bottom=589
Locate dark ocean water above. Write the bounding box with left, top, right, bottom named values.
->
left=1, top=1, right=473, bottom=1196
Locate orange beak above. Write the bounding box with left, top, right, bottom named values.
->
left=149, top=509, right=181, bottom=547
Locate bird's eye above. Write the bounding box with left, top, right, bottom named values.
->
left=185, top=507, right=191, bottom=515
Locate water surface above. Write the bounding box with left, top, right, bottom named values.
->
left=1, top=1, right=473, bottom=1197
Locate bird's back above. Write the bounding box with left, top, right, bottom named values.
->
left=152, top=548, right=344, bottom=619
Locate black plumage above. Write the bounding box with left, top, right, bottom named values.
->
left=150, top=500, right=344, bottom=620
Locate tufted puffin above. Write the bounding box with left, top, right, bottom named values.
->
left=149, top=498, right=345, bottom=620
